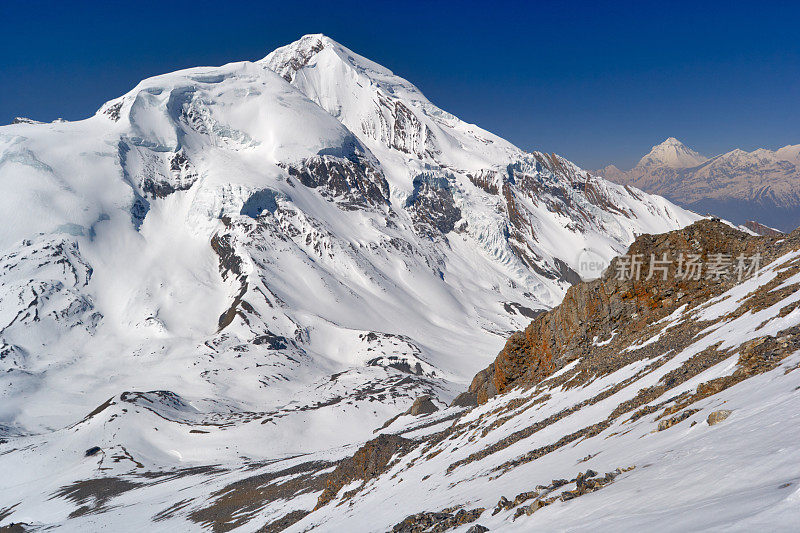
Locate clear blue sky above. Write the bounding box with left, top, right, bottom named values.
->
left=1, top=0, right=798, bottom=169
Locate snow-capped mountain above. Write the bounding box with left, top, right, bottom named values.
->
left=596, top=137, right=800, bottom=231
left=0, top=35, right=703, bottom=530
left=636, top=137, right=708, bottom=169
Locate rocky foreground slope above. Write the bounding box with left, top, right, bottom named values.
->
left=596, top=138, right=800, bottom=231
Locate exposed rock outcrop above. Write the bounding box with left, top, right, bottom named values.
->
left=469, top=220, right=795, bottom=403
left=745, top=220, right=783, bottom=237
left=282, top=155, right=390, bottom=210
left=405, top=395, right=439, bottom=416
left=405, top=173, right=461, bottom=236
left=450, top=392, right=478, bottom=408
left=391, top=507, right=485, bottom=532
left=657, top=409, right=699, bottom=431
left=315, top=434, right=413, bottom=509
left=707, top=410, right=732, bottom=425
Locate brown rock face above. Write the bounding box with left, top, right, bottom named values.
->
left=470, top=220, right=792, bottom=403
left=405, top=395, right=439, bottom=416
left=315, top=434, right=413, bottom=509
left=745, top=220, right=783, bottom=237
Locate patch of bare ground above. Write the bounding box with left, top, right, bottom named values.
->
left=189, top=460, right=331, bottom=532
left=152, top=499, right=194, bottom=522
left=51, top=477, right=144, bottom=518
left=257, top=509, right=311, bottom=532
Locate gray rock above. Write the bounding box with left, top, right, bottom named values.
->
left=84, top=446, right=102, bottom=457
left=658, top=409, right=699, bottom=431
left=560, top=490, right=578, bottom=501
left=467, top=525, right=489, bottom=533
left=450, top=391, right=478, bottom=408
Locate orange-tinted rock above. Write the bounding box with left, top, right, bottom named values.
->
left=470, top=220, right=789, bottom=403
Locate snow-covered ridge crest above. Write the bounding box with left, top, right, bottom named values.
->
left=261, top=34, right=522, bottom=173
left=98, top=60, right=369, bottom=164
left=262, top=34, right=435, bottom=110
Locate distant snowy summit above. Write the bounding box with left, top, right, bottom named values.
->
left=636, top=137, right=708, bottom=169
left=595, top=137, right=800, bottom=231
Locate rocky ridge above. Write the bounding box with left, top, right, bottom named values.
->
left=468, top=219, right=788, bottom=402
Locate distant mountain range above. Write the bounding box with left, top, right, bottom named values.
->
left=594, top=137, right=800, bottom=231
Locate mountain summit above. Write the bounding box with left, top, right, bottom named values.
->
left=260, top=34, right=525, bottom=178
left=636, top=137, right=708, bottom=169
left=597, top=137, right=800, bottom=231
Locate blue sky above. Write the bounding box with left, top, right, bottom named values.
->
left=1, top=0, right=798, bottom=169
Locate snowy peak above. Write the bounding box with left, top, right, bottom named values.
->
left=262, top=33, right=329, bottom=81
left=636, top=137, right=708, bottom=169
left=260, top=33, right=428, bottom=107
left=262, top=34, right=397, bottom=83
left=260, top=34, right=449, bottom=167
left=775, top=143, right=800, bottom=163
left=598, top=137, right=800, bottom=230
left=262, top=33, right=530, bottom=175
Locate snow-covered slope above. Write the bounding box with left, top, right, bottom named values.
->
left=597, top=138, right=800, bottom=231
left=4, top=220, right=798, bottom=532
left=297, top=222, right=800, bottom=532
left=0, top=35, right=700, bottom=530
